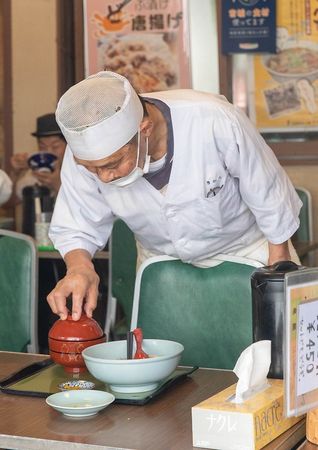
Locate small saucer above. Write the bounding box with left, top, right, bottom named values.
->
left=46, top=390, right=115, bottom=418
left=58, top=380, right=96, bottom=391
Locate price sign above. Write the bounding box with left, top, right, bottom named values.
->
left=297, top=300, right=318, bottom=396
left=285, top=268, right=318, bottom=417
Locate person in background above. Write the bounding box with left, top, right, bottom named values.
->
left=47, top=71, right=302, bottom=321
left=0, top=169, right=12, bottom=206
left=2, top=114, right=67, bottom=353
left=9, top=113, right=67, bottom=204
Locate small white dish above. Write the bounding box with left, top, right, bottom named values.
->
left=46, top=390, right=115, bottom=418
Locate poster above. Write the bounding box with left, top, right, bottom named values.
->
left=248, top=0, right=318, bottom=132
left=222, top=0, right=276, bottom=54
left=83, top=0, right=191, bottom=93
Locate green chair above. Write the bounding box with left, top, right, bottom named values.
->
left=295, top=187, right=313, bottom=243
left=130, top=255, right=262, bottom=369
left=0, top=229, right=38, bottom=352
left=105, top=219, right=137, bottom=338
left=294, top=187, right=316, bottom=266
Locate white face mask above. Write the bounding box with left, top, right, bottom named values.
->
left=109, top=131, right=150, bottom=187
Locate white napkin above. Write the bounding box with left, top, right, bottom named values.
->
left=232, top=340, right=271, bottom=404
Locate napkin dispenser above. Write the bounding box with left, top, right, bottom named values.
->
left=192, top=342, right=303, bottom=450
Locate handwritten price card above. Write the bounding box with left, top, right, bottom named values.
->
left=285, top=268, right=318, bottom=417
left=297, top=300, right=318, bottom=396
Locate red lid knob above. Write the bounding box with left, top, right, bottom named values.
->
left=49, top=313, right=104, bottom=341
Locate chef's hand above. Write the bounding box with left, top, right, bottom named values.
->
left=268, top=241, right=291, bottom=266
left=47, top=249, right=100, bottom=321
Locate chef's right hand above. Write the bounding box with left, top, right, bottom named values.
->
left=47, top=250, right=100, bottom=321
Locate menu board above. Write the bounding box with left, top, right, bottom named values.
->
left=248, top=0, right=318, bottom=132
left=83, top=0, right=191, bottom=93
left=285, top=268, right=318, bottom=417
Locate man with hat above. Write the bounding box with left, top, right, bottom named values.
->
left=9, top=113, right=67, bottom=202
left=47, top=71, right=301, bottom=322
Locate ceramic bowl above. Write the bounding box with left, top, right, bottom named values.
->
left=46, top=390, right=115, bottom=417
left=48, top=314, right=106, bottom=373
left=82, top=339, right=184, bottom=393
left=28, top=152, right=58, bottom=172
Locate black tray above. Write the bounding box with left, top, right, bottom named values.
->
left=0, top=358, right=198, bottom=405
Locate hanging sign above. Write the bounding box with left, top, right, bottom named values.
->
left=83, top=0, right=191, bottom=93
left=221, top=0, right=276, bottom=54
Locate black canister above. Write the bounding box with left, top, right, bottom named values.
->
left=251, top=260, right=303, bottom=379
left=22, top=185, right=54, bottom=237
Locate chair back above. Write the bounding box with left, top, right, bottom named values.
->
left=0, top=229, right=38, bottom=352
left=293, top=187, right=316, bottom=266
left=295, top=187, right=313, bottom=242
left=105, top=219, right=137, bottom=336
left=130, top=256, right=261, bottom=369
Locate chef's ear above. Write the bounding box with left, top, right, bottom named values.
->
left=140, top=117, right=153, bottom=137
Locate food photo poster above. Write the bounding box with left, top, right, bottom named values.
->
left=248, top=0, right=318, bottom=132
left=83, top=0, right=192, bottom=93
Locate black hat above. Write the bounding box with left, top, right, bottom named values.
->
left=31, top=113, right=62, bottom=137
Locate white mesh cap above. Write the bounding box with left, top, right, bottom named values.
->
left=56, top=71, right=144, bottom=160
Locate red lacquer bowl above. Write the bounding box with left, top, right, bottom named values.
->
left=48, top=314, right=106, bottom=373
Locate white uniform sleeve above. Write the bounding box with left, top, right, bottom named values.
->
left=49, top=147, right=114, bottom=257
left=213, top=107, right=301, bottom=244
left=0, top=169, right=12, bottom=206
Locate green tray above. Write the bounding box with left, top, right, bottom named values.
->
left=0, top=359, right=197, bottom=405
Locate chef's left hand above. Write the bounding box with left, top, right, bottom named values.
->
left=268, top=241, right=291, bottom=265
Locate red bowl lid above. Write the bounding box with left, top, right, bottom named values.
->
left=48, top=314, right=104, bottom=341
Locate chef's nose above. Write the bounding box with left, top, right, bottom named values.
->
left=96, top=167, right=115, bottom=182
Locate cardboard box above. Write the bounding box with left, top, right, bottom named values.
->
left=192, top=379, right=303, bottom=450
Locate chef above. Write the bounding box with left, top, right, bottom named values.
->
left=48, top=71, right=301, bottom=321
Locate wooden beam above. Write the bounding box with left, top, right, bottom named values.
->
left=216, top=0, right=232, bottom=101
left=73, top=0, right=85, bottom=83
left=2, top=0, right=13, bottom=171
left=56, top=0, right=76, bottom=97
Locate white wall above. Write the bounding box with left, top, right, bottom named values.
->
left=189, top=0, right=219, bottom=94
left=11, top=0, right=58, bottom=154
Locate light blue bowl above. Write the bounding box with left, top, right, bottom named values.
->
left=82, top=339, right=184, bottom=393
left=46, top=390, right=115, bottom=417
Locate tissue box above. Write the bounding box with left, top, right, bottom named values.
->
left=192, top=379, right=303, bottom=450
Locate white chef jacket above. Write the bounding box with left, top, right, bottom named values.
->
left=49, top=90, right=301, bottom=264
left=0, top=169, right=12, bottom=206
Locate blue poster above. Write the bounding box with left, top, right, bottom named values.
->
left=222, top=0, right=276, bottom=54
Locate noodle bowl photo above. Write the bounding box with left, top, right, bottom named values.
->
left=263, top=43, right=318, bottom=83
